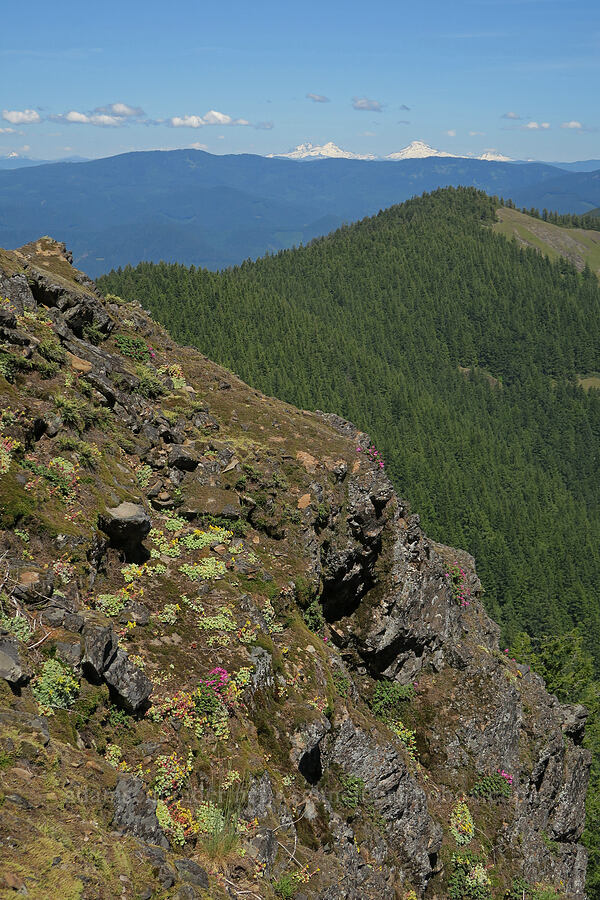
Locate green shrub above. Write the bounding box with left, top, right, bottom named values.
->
left=57, top=437, right=100, bottom=468
left=448, top=851, right=492, bottom=899
left=0, top=351, right=32, bottom=382
left=505, top=879, right=566, bottom=899
left=179, top=559, right=227, bottom=581
left=332, top=671, right=350, bottom=697
left=471, top=773, right=511, bottom=801
left=339, top=774, right=364, bottom=810
left=82, top=323, right=104, bottom=345
left=34, top=358, right=60, bottom=379
left=53, top=394, right=100, bottom=432
left=273, top=873, right=298, bottom=898
left=370, top=680, right=415, bottom=719
left=0, top=607, right=32, bottom=642
left=31, top=659, right=79, bottom=715
left=96, top=593, right=125, bottom=617
left=135, top=365, right=166, bottom=399
left=115, top=334, right=150, bottom=362
left=37, top=338, right=67, bottom=365
left=303, top=599, right=325, bottom=634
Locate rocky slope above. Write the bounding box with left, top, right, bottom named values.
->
left=0, top=238, right=590, bottom=899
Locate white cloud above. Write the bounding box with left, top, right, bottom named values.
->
left=502, top=111, right=521, bottom=120
left=189, top=142, right=208, bottom=150
left=99, top=102, right=144, bottom=117
left=255, top=121, right=274, bottom=130
left=524, top=121, right=550, bottom=130
left=561, top=120, right=583, bottom=129
left=2, top=108, right=41, bottom=124
left=469, top=130, right=485, bottom=136
left=170, top=115, right=205, bottom=128
left=169, top=110, right=250, bottom=127
left=352, top=96, right=383, bottom=112
left=90, top=114, right=122, bottom=126
left=0, top=126, right=16, bottom=134
left=306, top=93, right=330, bottom=103
left=48, top=102, right=145, bottom=127
left=65, top=111, right=89, bottom=123
left=63, top=110, right=122, bottom=126
left=445, top=129, right=457, bottom=137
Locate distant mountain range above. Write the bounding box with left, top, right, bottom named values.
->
left=0, top=154, right=89, bottom=170
left=270, top=140, right=513, bottom=162
left=0, top=148, right=598, bottom=276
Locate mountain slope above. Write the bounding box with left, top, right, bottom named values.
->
left=494, top=206, right=600, bottom=277
left=100, top=188, right=600, bottom=670
left=0, top=148, right=588, bottom=277
left=0, top=236, right=590, bottom=900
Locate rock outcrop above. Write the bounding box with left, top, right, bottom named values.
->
left=0, top=238, right=590, bottom=899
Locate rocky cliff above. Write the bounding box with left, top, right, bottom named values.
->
left=0, top=238, right=590, bottom=899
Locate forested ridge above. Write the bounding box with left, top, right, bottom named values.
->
left=101, top=187, right=600, bottom=891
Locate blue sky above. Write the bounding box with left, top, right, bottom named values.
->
left=1, top=0, right=598, bottom=162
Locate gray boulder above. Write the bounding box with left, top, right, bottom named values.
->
left=113, top=776, right=168, bottom=847
left=0, top=305, right=16, bottom=328
left=173, top=859, right=209, bottom=889
left=290, top=717, right=331, bottom=785
left=81, top=620, right=117, bottom=681
left=173, top=887, right=201, bottom=900
left=98, top=501, right=150, bottom=560
left=168, top=445, right=198, bottom=471
left=0, top=635, right=29, bottom=686
left=55, top=640, right=83, bottom=668
left=104, top=648, right=152, bottom=712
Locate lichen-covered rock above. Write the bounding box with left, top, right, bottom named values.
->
left=0, top=304, right=17, bottom=328
left=244, top=772, right=275, bottom=820
left=112, top=776, right=168, bottom=847
left=167, top=445, right=198, bottom=471
left=0, top=635, right=29, bottom=686
left=326, top=714, right=442, bottom=891
left=81, top=620, right=117, bottom=680
left=173, top=859, right=209, bottom=888
left=103, top=648, right=152, bottom=712
left=12, top=568, right=54, bottom=607
left=291, top=717, right=331, bottom=785
left=98, top=501, right=150, bottom=559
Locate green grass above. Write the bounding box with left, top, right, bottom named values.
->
left=495, top=207, right=600, bottom=278
left=578, top=373, right=600, bottom=392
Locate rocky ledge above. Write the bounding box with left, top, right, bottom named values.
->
left=0, top=238, right=590, bottom=899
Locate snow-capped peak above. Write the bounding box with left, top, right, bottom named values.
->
left=268, top=141, right=377, bottom=160
left=266, top=139, right=513, bottom=163
left=385, top=141, right=513, bottom=163
left=385, top=140, right=458, bottom=160
left=478, top=149, right=513, bottom=162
